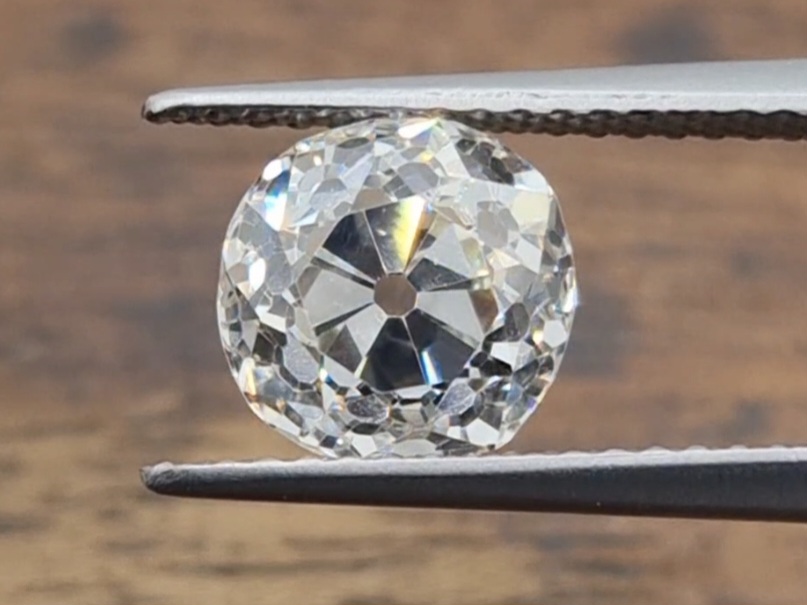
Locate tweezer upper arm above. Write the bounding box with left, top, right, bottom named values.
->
left=143, top=60, right=807, bottom=140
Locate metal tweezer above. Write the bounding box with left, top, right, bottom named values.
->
left=141, top=60, right=807, bottom=522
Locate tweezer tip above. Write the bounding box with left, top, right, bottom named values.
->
left=140, top=462, right=181, bottom=494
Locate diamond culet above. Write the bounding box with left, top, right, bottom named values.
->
left=374, top=274, right=417, bottom=316
left=217, top=116, right=577, bottom=458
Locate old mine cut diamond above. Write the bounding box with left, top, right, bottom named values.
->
left=217, top=117, right=577, bottom=458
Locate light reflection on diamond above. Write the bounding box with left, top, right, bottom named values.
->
left=217, top=116, right=577, bottom=458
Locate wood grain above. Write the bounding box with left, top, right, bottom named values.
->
left=3, top=1, right=807, bottom=603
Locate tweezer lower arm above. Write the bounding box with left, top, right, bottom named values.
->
left=141, top=59, right=807, bottom=520
left=142, top=448, right=807, bottom=522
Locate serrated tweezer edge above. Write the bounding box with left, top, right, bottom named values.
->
left=143, top=60, right=807, bottom=140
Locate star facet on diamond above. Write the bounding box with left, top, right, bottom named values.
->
left=217, top=116, right=577, bottom=458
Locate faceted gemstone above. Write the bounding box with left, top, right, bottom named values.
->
left=217, top=116, right=577, bottom=458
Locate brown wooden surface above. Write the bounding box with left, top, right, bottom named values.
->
left=3, top=1, right=807, bottom=603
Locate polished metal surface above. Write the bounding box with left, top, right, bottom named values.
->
left=143, top=60, right=807, bottom=139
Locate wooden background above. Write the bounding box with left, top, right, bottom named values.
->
left=3, top=1, right=807, bottom=603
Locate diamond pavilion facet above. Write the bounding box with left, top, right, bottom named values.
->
left=217, top=117, right=577, bottom=458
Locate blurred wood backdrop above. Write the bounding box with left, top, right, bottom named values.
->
left=3, top=1, right=807, bottom=603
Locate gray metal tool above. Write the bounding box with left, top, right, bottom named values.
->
left=144, top=59, right=807, bottom=138
left=141, top=60, right=807, bottom=521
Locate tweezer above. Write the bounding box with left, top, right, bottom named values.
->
left=141, top=60, right=807, bottom=522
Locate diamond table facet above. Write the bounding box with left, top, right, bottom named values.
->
left=217, top=116, right=577, bottom=458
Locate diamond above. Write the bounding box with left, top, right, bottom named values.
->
left=217, top=116, right=577, bottom=458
